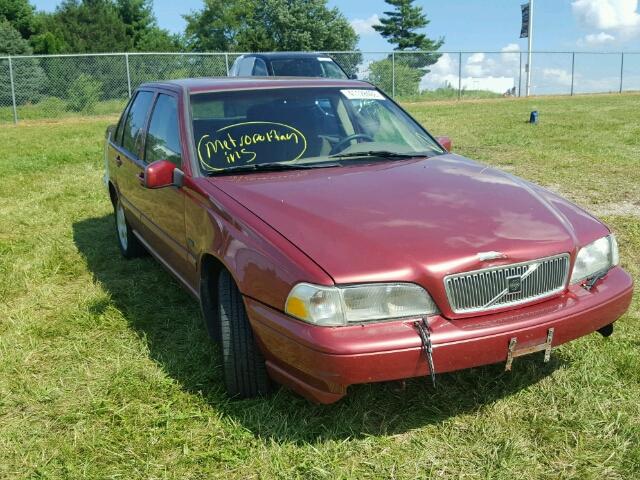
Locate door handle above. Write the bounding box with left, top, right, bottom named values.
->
left=136, top=172, right=145, bottom=186
left=115, top=155, right=123, bottom=167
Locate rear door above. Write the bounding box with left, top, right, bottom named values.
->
left=113, top=89, right=155, bottom=230
left=105, top=100, right=129, bottom=188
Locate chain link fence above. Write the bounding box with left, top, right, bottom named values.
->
left=1, top=51, right=638, bottom=123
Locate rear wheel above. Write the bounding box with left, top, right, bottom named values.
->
left=218, top=269, right=271, bottom=398
left=114, top=197, right=145, bottom=258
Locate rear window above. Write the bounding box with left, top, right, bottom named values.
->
left=270, top=58, right=323, bottom=77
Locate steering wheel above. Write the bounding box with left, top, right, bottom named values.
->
left=329, top=133, right=375, bottom=155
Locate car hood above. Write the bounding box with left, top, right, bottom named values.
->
left=211, top=154, right=608, bottom=290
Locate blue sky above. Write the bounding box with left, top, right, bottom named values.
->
left=31, top=0, right=640, bottom=52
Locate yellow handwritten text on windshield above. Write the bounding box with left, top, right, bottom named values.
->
left=197, top=121, right=307, bottom=171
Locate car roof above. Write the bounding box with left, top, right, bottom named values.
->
left=140, top=77, right=372, bottom=94
left=245, top=52, right=337, bottom=60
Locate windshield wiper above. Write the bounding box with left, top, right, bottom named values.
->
left=329, top=150, right=430, bottom=160
left=209, top=162, right=342, bottom=175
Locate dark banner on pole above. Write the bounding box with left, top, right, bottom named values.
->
left=520, top=3, right=530, bottom=38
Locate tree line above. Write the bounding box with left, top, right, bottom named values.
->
left=0, top=0, right=444, bottom=109
left=0, top=0, right=362, bottom=55
left=1, top=0, right=442, bottom=56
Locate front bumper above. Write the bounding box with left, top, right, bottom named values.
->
left=246, top=266, right=634, bottom=404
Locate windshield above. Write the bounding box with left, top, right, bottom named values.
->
left=190, top=87, right=444, bottom=174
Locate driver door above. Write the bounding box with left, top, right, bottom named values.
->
left=138, top=91, right=194, bottom=287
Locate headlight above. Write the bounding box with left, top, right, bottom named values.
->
left=570, top=234, right=619, bottom=284
left=285, top=283, right=438, bottom=326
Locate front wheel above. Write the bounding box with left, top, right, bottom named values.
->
left=218, top=270, right=271, bottom=398
left=114, top=197, right=145, bottom=258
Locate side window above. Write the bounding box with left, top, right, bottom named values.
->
left=145, top=94, right=182, bottom=167
left=121, top=90, right=154, bottom=156
left=253, top=58, right=268, bottom=76
left=320, top=60, right=348, bottom=79
left=113, top=94, right=138, bottom=146
left=238, top=57, right=256, bottom=76
left=114, top=109, right=126, bottom=146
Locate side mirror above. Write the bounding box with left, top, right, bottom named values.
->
left=436, top=136, right=452, bottom=152
left=349, top=73, right=358, bottom=80
left=143, top=160, right=184, bottom=189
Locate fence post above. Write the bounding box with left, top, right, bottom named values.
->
left=391, top=52, right=395, bottom=99
left=518, top=52, right=522, bottom=97
left=225, top=53, right=230, bottom=75
left=619, top=52, right=624, bottom=93
left=570, top=52, right=575, bottom=96
left=8, top=57, right=18, bottom=124
left=458, top=51, right=462, bottom=100
left=125, top=53, right=132, bottom=98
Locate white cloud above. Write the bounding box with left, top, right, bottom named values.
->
left=578, top=31, right=616, bottom=45
left=467, top=52, right=485, bottom=63
left=571, top=0, right=640, bottom=38
left=350, top=14, right=380, bottom=36
left=420, top=45, right=521, bottom=92
left=430, top=52, right=457, bottom=76
left=501, top=43, right=521, bottom=53
left=542, top=68, right=573, bottom=87
left=462, top=45, right=520, bottom=78
left=420, top=53, right=459, bottom=89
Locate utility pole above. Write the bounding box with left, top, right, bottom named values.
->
left=526, top=0, right=534, bottom=97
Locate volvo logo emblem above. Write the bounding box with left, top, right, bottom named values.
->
left=506, top=275, right=523, bottom=293
left=482, top=262, right=540, bottom=308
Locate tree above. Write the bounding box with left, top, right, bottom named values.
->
left=115, top=0, right=181, bottom=51
left=30, top=0, right=180, bottom=54
left=30, top=11, right=67, bottom=54
left=0, top=0, right=34, bottom=37
left=367, top=58, right=422, bottom=97
left=183, top=0, right=242, bottom=51
left=0, top=20, right=45, bottom=106
left=40, top=0, right=132, bottom=53
left=0, top=17, right=31, bottom=54
left=373, top=0, right=443, bottom=51
left=115, top=0, right=154, bottom=46
left=136, top=28, right=184, bottom=52
left=237, top=0, right=358, bottom=52
left=184, top=0, right=359, bottom=52
left=66, top=73, right=103, bottom=112
left=373, top=0, right=443, bottom=69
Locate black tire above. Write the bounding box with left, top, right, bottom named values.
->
left=200, top=268, right=221, bottom=343
left=114, top=197, right=145, bottom=259
left=218, top=269, right=271, bottom=398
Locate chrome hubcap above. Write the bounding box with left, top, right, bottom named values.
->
left=116, top=202, right=128, bottom=250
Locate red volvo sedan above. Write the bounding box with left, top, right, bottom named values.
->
left=104, top=77, right=633, bottom=403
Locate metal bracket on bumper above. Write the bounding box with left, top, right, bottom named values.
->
left=505, top=328, right=554, bottom=371
left=415, top=318, right=436, bottom=387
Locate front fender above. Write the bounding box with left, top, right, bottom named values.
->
left=185, top=178, right=334, bottom=311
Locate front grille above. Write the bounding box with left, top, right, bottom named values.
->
left=444, top=254, right=570, bottom=314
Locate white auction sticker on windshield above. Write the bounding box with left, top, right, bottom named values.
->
left=317, top=57, right=333, bottom=62
left=341, top=89, right=385, bottom=100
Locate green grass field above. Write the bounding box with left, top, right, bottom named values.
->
left=1, top=93, right=639, bottom=479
